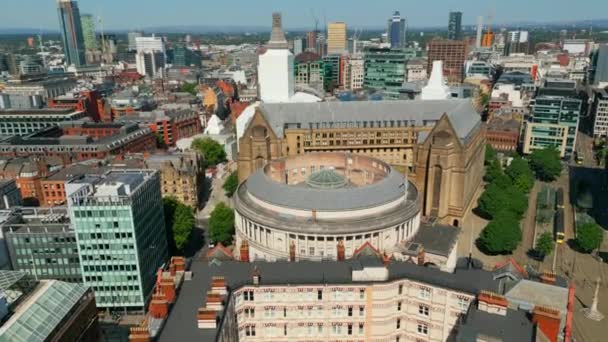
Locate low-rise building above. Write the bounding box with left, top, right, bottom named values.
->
left=115, top=109, right=201, bottom=146
left=486, top=113, right=522, bottom=152
left=0, top=271, right=99, bottom=341
left=0, top=156, right=63, bottom=205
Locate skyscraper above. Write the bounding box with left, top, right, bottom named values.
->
left=387, top=11, right=407, bottom=49
left=128, top=31, right=144, bottom=52
left=135, top=36, right=166, bottom=78
left=448, top=11, right=463, bottom=40
left=66, top=170, right=169, bottom=310
left=57, top=0, right=86, bottom=66
left=327, top=22, right=347, bottom=55
left=80, top=14, right=98, bottom=51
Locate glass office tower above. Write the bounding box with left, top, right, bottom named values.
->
left=57, top=0, right=86, bottom=66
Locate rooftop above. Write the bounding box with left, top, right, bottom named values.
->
left=457, top=307, right=535, bottom=342
left=411, top=223, right=460, bottom=257
left=258, top=99, right=481, bottom=143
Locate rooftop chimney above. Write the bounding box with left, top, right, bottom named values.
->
left=477, top=291, right=508, bottom=316
left=252, top=266, right=261, bottom=285
left=532, top=306, right=562, bottom=342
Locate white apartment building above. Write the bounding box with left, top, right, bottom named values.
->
left=347, top=56, right=364, bottom=90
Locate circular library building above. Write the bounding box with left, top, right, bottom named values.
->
left=234, top=152, right=421, bottom=261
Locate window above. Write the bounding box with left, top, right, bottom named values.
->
left=419, top=287, right=431, bottom=300
left=358, top=323, right=364, bottom=334
left=244, top=308, right=255, bottom=318
left=245, top=325, right=256, bottom=336
left=284, top=325, right=287, bottom=336
left=398, top=284, right=403, bottom=295
left=419, top=305, right=429, bottom=316
left=396, top=319, right=401, bottom=329
left=417, top=323, right=428, bottom=335
left=243, top=290, right=254, bottom=301
left=348, top=307, right=353, bottom=317
left=347, top=324, right=353, bottom=335
left=458, top=297, right=470, bottom=311
left=397, top=301, right=402, bottom=311
left=359, top=289, right=365, bottom=299
left=359, top=307, right=364, bottom=316
left=318, top=290, right=323, bottom=300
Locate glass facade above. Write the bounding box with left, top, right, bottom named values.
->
left=69, top=171, right=169, bottom=309
left=528, top=96, right=581, bottom=157
left=364, top=48, right=416, bottom=99
left=57, top=0, right=86, bottom=66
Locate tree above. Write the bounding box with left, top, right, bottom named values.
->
left=535, top=232, right=555, bottom=258
left=529, top=147, right=562, bottom=181
left=485, top=144, right=497, bottom=165
left=180, top=82, right=199, bottom=96
left=209, top=202, right=235, bottom=245
left=223, top=171, right=239, bottom=198
left=478, top=183, right=527, bottom=219
left=155, top=132, right=166, bottom=148
left=505, top=157, right=535, bottom=194
left=163, top=197, right=195, bottom=253
left=479, top=212, right=522, bottom=254
left=484, top=158, right=503, bottom=183
left=191, top=137, right=227, bottom=166
left=576, top=222, right=604, bottom=253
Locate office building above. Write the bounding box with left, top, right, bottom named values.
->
left=160, top=258, right=572, bottom=342
left=1, top=207, right=82, bottom=282
left=591, top=87, right=608, bottom=138
left=505, top=30, right=530, bottom=55
left=293, top=38, right=303, bottom=55
left=57, top=0, right=86, bottom=66
left=427, top=39, right=468, bottom=84
left=128, top=31, right=144, bottom=52
left=448, top=11, right=463, bottom=40
left=294, top=52, right=324, bottom=88
left=364, top=48, right=416, bottom=99
left=323, top=54, right=345, bottom=92
left=236, top=99, right=485, bottom=226
left=589, top=44, right=608, bottom=87
left=0, top=77, right=77, bottom=109
left=523, top=79, right=582, bottom=158
left=327, top=22, right=347, bottom=55
left=0, top=108, right=87, bottom=136
left=80, top=14, right=98, bottom=51
left=387, top=11, right=407, bottom=49
left=173, top=44, right=202, bottom=67
left=135, top=36, right=166, bottom=78
left=66, top=170, right=169, bottom=310
left=18, top=56, right=45, bottom=76
left=0, top=271, right=99, bottom=341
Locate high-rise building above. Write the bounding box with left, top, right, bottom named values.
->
left=173, top=44, right=202, bottom=67
left=327, top=22, right=347, bottom=55
left=66, top=170, right=169, bottom=310
left=475, top=16, right=483, bottom=48
left=306, top=31, right=316, bottom=51
left=57, top=0, right=86, bottom=66
left=80, top=14, right=98, bottom=51
left=504, top=30, right=530, bottom=55
left=293, top=38, right=303, bottom=55
left=427, top=39, right=468, bottom=84
left=387, top=11, right=407, bottom=49
left=128, top=31, right=144, bottom=52
left=448, top=11, right=463, bottom=40
left=347, top=55, right=364, bottom=90
left=364, top=47, right=417, bottom=99
left=589, top=44, right=608, bottom=87
left=258, top=13, right=294, bottom=102
left=135, top=36, right=166, bottom=78
left=592, top=87, right=608, bottom=138
left=523, top=79, right=582, bottom=158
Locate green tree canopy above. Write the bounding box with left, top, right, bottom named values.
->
left=209, top=202, right=235, bottom=245
left=163, top=197, right=195, bottom=253
left=535, top=232, right=555, bottom=258
left=484, top=158, right=503, bottom=183
left=223, top=171, right=239, bottom=198
left=192, top=137, right=227, bottom=166
left=479, top=211, right=522, bottom=254
left=485, top=144, right=497, bottom=165
left=529, top=147, right=562, bottom=182
left=180, top=82, right=199, bottom=96
left=505, top=157, right=535, bottom=194
left=576, top=222, right=604, bottom=253
left=478, top=183, right=527, bottom=219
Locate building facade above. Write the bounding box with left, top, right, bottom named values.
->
left=80, top=13, right=98, bottom=51
left=57, top=0, right=86, bottom=66
left=427, top=40, right=468, bottom=84
left=237, top=99, right=485, bottom=225
left=327, top=22, right=347, bottom=55
left=66, top=170, right=169, bottom=310
left=294, top=52, right=324, bottom=89
left=364, top=48, right=416, bottom=99
left=0, top=108, right=88, bottom=136
left=144, top=153, right=205, bottom=208
left=347, top=56, right=364, bottom=90
left=388, top=11, right=407, bottom=49
left=448, top=12, right=463, bottom=40
left=592, top=87, right=608, bottom=138
left=234, top=153, right=421, bottom=261
left=1, top=207, right=81, bottom=282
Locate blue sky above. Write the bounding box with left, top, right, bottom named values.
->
left=1, top=0, right=606, bottom=30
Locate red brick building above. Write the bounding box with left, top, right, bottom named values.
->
left=486, top=114, right=522, bottom=152
left=0, top=156, right=63, bottom=205
left=49, top=89, right=103, bottom=121
left=116, top=109, right=201, bottom=146
left=427, top=39, right=468, bottom=84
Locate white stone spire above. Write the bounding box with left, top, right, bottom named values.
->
left=267, top=12, right=288, bottom=49
left=421, top=60, right=451, bottom=100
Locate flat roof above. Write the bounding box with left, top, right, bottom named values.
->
left=457, top=307, right=535, bottom=341
left=0, top=108, right=82, bottom=116
left=411, top=223, right=460, bottom=257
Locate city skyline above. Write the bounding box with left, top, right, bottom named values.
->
left=0, top=0, right=607, bottom=32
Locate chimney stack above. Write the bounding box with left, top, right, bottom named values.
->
left=532, top=306, right=562, bottom=342
left=252, top=266, right=261, bottom=285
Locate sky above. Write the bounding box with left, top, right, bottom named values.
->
left=1, top=0, right=607, bottom=31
